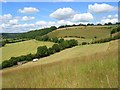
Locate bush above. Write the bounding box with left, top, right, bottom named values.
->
left=59, top=41, right=70, bottom=50
left=37, top=46, right=49, bottom=57
left=52, top=44, right=61, bottom=52
left=2, top=60, right=12, bottom=69
left=82, top=42, right=87, bottom=45
left=51, top=37, right=59, bottom=43
left=58, top=38, right=64, bottom=43
left=48, top=48, right=54, bottom=55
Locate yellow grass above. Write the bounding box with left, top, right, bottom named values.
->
left=1, top=40, right=118, bottom=88
left=47, top=26, right=112, bottom=39
left=0, top=40, right=54, bottom=61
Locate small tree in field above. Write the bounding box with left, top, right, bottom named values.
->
left=52, top=44, right=60, bottom=52
left=37, top=46, right=49, bottom=57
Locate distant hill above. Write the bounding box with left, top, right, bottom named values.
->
left=17, top=26, right=57, bottom=39
left=47, top=26, right=113, bottom=39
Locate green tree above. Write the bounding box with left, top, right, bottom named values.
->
left=52, top=44, right=60, bottom=52
left=37, top=46, right=49, bottom=57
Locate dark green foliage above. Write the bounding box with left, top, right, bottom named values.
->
left=17, top=26, right=57, bottom=39
left=0, top=41, right=6, bottom=47
left=87, top=23, right=94, bottom=26
left=58, top=38, right=64, bottom=43
left=0, top=38, right=28, bottom=47
left=2, top=33, right=20, bottom=39
left=37, top=46, right=49, bottom=57
left=51, top=37, right=59, bottom=43
left=97, top=23, right=102, bottom=26
left=2, top=60, right=12, bottom=69
left=48, top=48, right=54, bottom=55
left=59, top=41, right=70, bottom=50
left=68, top=39, right=78, bottom=47
left=41, top=35, right=49, bottom=41
left=52, top=44, right=61, bottom=52
left=82, top=42, right=87, bottom=45
left=111, top=26, right=120, bottom=34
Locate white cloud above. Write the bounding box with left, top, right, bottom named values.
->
left=72, top=13, right=93, bottom=22
left=102, top=14, right=118, bottom=19
left=18, top=7, right=39, bottom=14
left=57, top=20, right=74, bottom=26
left=0, top=14, right=12, bottom=23
left=36, top=21, right=47, bottom=26
left=50, top=7, right=75, bottom=20
left=8, top=19, right=18, bottom=25
left=22, top=16, right=35, bottom=21
left=88, top=3, right=117, bottom=13
left=98, top=14, right=118, bottom=24
left=0, top=0, right=6, bottom=2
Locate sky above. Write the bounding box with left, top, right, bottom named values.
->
left=0, top=1, right=119, bottom=33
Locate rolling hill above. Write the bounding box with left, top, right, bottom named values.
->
left=47, top=26, right=112, bottom=39
left=1, top=40, right=54, bottom=61
left=1, top=39, right=118, bottom=88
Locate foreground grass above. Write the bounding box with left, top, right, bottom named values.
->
left=1, top=40, right=118, bottom=88
left=1, top=40, right=54, bottom=61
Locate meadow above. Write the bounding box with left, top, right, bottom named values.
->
left=47, top=26, right=112, bottom=39
left=1, top=40, right=118, bottom=88
left=0, top=40, right=54, bottom=61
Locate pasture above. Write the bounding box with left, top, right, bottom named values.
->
left=47, top=26, right=112, bottom=39
left=2, top=40, right=118, bottom=88
left=0, top=40, right=54, bottom=61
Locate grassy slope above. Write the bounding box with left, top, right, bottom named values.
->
left=0, top=40, right=54, bottom=61
left=1, top=40, right=118, bottom=88
left=47, top=26, right=112, bottom=39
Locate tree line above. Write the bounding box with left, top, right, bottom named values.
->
left=0, top=38, right=29, bottom=47
left=1, top=38, right=78, bottom=69
left=110, top=26, right=120, bottom=34
left=17, top=26, right=57, bottom=39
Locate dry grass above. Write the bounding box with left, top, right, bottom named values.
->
left=1, top=40, right=118, bottom=88
left=47, top=26, right=112, bottom=39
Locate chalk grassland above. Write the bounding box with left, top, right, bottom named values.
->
left=47, top=26, right=112, bottom=39
left=0, top=40, right=54, bottom=61
left=2, top=40, right=118, bottom=88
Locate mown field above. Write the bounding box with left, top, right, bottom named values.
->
left=1, top=40, right=118, bottom=88
left=47, top=26, right=112, bottom=39
left=0, top=40, right=54, bottom=61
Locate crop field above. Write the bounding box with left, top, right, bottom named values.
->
left=47, top=26, right=112, bottom=39
left=1, top=40, right=118, bottom=88
left=0, top=40, right=54, bottom=61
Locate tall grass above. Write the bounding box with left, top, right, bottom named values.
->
left=2, top=40, right=118, bottom=88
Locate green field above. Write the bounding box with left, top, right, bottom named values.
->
left=1, top=40, right=118, bottom=88
left=1, top=40, right=54, bottom=61
left=47, top=26, right=112, bottom=39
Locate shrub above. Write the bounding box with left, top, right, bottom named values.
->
left=58, top=38, right=64, bottom=43
left=52, top=44, right=61, bottom=52
left=48, top=48, right=54, bottom=55
left=59, top=41, right=70, bottom=50
left=37, top=46, right=49, bottom=57
left=68, top=39, right=78, bottom=47
left=82, top=42, right=87, bottom=45
left=51, top=37, right=59, bottom=43
left=2, top=60, right=12, bottom=69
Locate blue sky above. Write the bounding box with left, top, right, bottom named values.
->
left=0, top=2, right=118, bottom=33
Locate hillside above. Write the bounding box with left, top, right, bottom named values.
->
left=1, top=40, right=54, bottom=61
left=2, top=39, right=118, bottom=88
left=47, top=26, right=112, bottom=39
